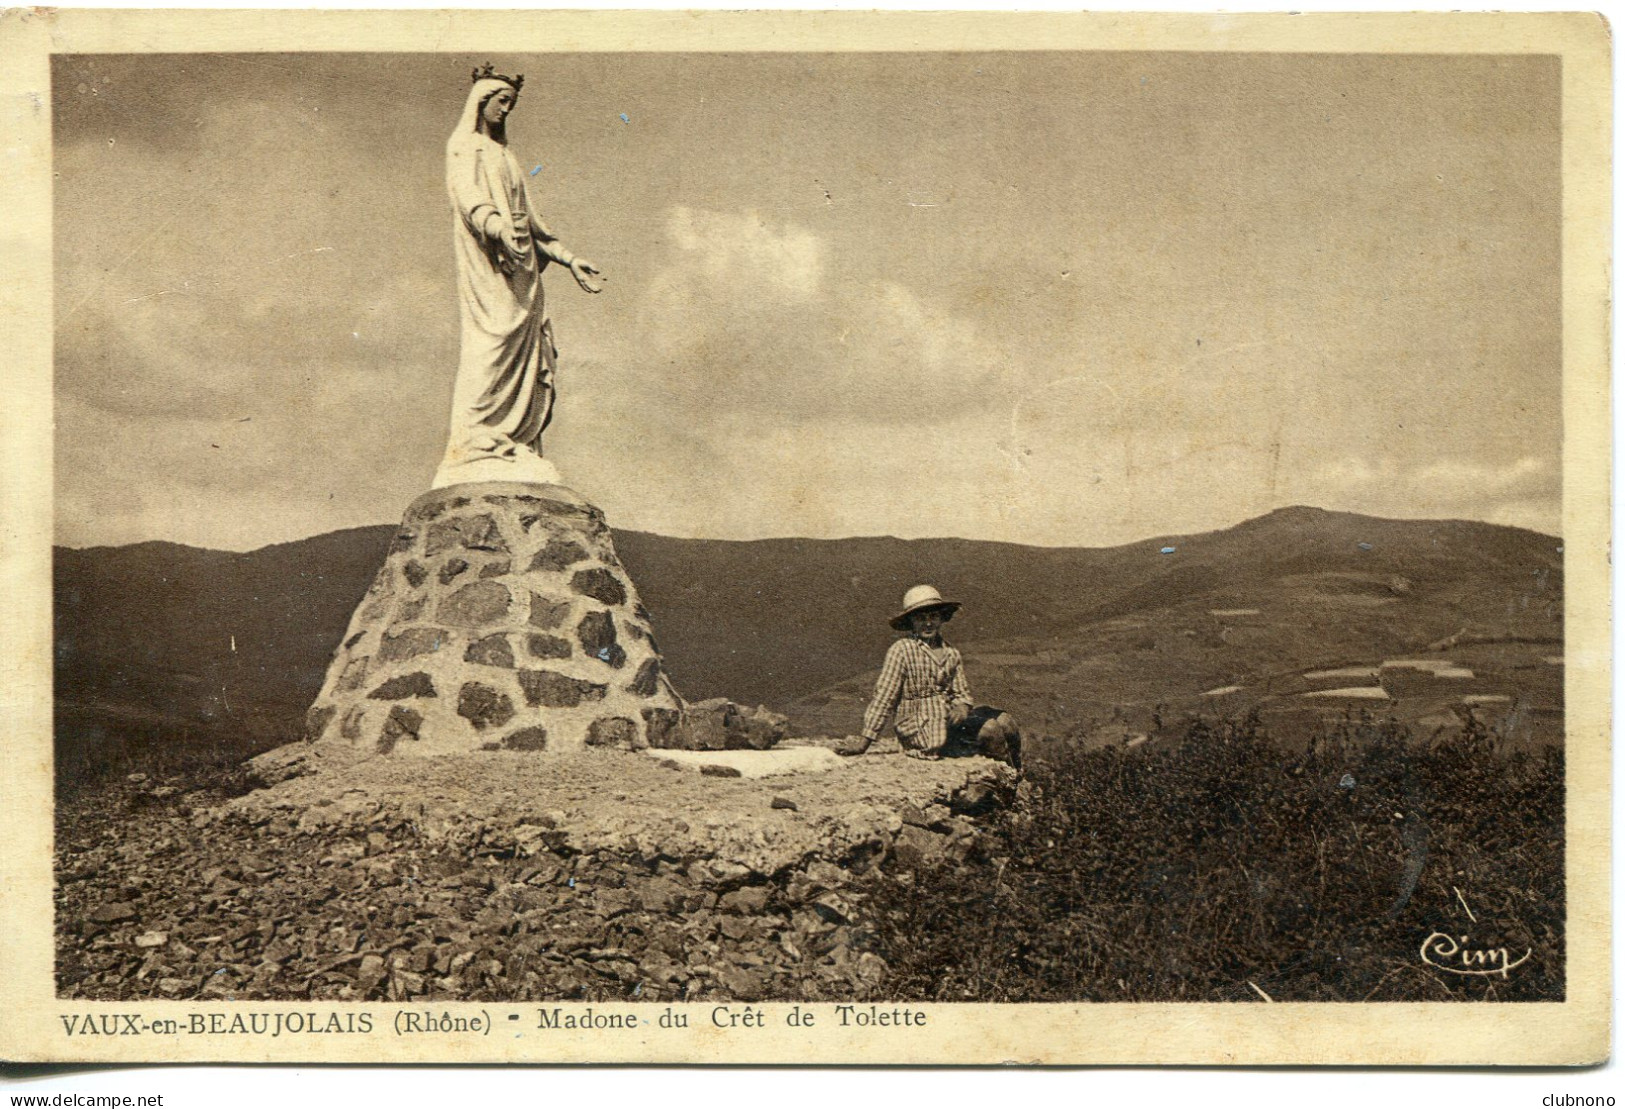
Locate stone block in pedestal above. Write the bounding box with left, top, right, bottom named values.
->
left=303, top=482, right=684, bottom=756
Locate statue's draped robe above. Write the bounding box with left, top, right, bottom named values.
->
left=437, top=79, right=562, bottom=486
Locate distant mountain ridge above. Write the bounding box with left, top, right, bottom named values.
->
left=54, top=506, right=1562, bottom=782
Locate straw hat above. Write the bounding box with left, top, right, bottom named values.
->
left=889, top=584, right=961, bottom=631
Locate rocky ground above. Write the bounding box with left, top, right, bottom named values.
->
left=55, top=748, right=1018, bottom=1003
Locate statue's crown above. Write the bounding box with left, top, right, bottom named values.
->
left=471, top=63, right=524, bottom=92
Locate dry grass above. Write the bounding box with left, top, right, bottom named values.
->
left=864, top=711, right=1563, bottom=1002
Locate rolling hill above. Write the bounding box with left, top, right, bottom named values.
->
left=53, top=505, right=1563, bottom=786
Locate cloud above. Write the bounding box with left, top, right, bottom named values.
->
left=625, top=206, right=1014, bottom=430
left=1304, top=454, right=1560, bottom=534
left=54, top=377, right=439, bottom=551
left=58, top=251, right=451, bottom=419
left=49, top=53, right=1562, bottom=553
left=1310, top=454, right=1558, bottom=504
left=52, top=236, right=456, bottom=550
left=1411, top=456, right=1559, bottom=499
left=661, top=206, right=824, bottom=300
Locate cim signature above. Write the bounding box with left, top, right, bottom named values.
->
left=1419, top=932, right=1531, bottom=978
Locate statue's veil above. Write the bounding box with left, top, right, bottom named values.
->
left=449, top=77, right=518, bottom=152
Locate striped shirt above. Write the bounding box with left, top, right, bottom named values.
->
left=861, top=634, right=974, bottom=753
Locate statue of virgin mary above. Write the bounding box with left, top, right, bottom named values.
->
left=433, top=65, right=602, bottom=489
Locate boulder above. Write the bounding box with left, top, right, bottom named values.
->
left=671, top=698, right=788, bottom=751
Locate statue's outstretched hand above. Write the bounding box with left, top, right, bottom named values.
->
left=570, top=257, right=603, bottom=294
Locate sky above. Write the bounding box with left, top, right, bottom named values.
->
left=52, top=50, right=1562, bottom=551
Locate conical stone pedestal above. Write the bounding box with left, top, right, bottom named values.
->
left=304, top=482, right=685, bottom=756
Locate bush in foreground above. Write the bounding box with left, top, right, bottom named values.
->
left=864, top=712, right=1563, bottom=1002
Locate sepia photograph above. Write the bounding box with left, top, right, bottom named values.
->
left=1, top=8, right=1610, bottom=1067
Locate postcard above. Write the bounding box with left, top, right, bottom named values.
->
left=0, top=8, right=1610, bottom=1065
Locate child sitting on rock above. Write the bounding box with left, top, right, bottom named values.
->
left=842, top=585, right=1021, bottom=768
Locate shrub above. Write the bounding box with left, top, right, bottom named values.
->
left=864, top=710, right=1564, bottom=1002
